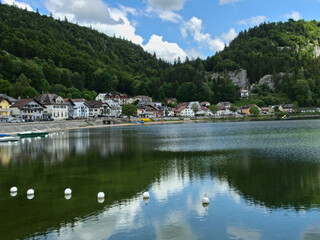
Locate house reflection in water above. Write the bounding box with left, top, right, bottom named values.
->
left=0, top=143, right=12, bottom=166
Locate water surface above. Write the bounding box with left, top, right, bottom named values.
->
left=1, top=120, right=320, bottom=240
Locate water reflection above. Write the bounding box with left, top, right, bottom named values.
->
left=1, top=121, right=320, bottom=240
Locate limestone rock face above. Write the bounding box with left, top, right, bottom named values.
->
left=258, top=74, right=275, bottom=90
left=209, top=69, right=249, bottom=89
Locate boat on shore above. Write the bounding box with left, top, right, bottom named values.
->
left=0, top=134, right=19, bottom=142
left=17, top=130, right=49, bottom=138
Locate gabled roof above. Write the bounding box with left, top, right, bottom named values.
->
left=37, top=94, right=67, bottom=105
left=0, top=96, right=11, bottom=104
left=0, top=94, right=17, bottom=103
left=71, top=98, right=87, bottom=103
left=11, top=98, right=46, bottom=109
left=86, top=100, right=103, bottom=108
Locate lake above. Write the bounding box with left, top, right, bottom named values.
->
left=1, top=120, right=320, bottom=240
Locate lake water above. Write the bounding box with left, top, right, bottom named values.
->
left=1, top=120, right=320, bottom=240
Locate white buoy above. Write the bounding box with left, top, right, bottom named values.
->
left=65, top=194, right=72, bottom=200
left=64, top=188, right=72, bottom=195
left=10, top=192, right=17, bottom=197
left=27, top=189, right=34, bottom=195
left=202, top=194, right=209, bottom=204
left=143, top=192, right=150, bottom=199
left=97, top=192, right=105, bottom=199
left=27, top=194, right=34, bottom=200
left=10, top=187, right=17, bottom=193
left=97, top=198, right=105, bottom=204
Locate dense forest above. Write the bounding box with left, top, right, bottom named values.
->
left=1, top=4, right=320, bottom=106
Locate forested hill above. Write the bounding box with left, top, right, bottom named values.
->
left=1, top=3, right=320, bottom=106
left=0, top=3, right=169, bottom=100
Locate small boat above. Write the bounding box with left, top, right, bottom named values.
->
left=0, top=134, right=19, bottom=142
left=17, top=130, right=49, bottom=138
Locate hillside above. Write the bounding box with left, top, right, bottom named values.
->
left=1, top=3, right=320, bottom=106
left=0, top=4, right=169, bottom=100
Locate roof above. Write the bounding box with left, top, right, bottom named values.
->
left=37, top=94, right=67, bottom=105
left=86, top=100, right=103, bottom=108
left=11, top=98, right=46, bottom=109
left=217, top=101, right=231, bottom=106
left=0, top=94, right=17, bottom=102
left=0, top=96, right=11, bottom=104
left=281, top=104, right=294, bottom=109
left=71, top=98, right=87, bottom=103
left=134, top=95, right=151, bottom=98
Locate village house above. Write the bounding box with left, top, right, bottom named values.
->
left=0, top=96, right=11, bottom=123
left=64, top=98, right=76, bottom=119
left=137, top=104, right=160, bottom=118
left=167, top=98, right=177, bottom=104
left=241, top=104, right=260, bottom=115
left=70, top=99, right=90, bottom=119
left=260, top=107, right=273, bottom=114
left=0, top=94, right=18, bottom=105
left=240, top=89, right=249, bottom=98
left=11, top=98, right=46, bottom=121
left=86, top=100, right=103, bottom=117
left=279, top=104, right=294, bottom=113
left=175, top=102, right=195, bottom=117
left=95, top=93, right=107, bottom=101
left=104, top=100, right=121, bottom=117
left=130, top=95, right=152, bottom=104
left=217, top=101, right=232, bottom=109
left=105, top=92, right=130, bottom=106
left=37, top=94, right=68, bottom=120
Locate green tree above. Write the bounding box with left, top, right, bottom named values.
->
left=191, top=103, right=200, bottom=114
left=11, top=74, right=38, bottom=98
left=122, top=104, right=137, bottom=117
left=249, top=105, right=260, bottom=116
left=230, top=104, right=238, bottom=113
left=176, top=82, right=197, bottom=102
left=209, top=104, right=218, bottom=114
left=0, top=79, right=13, bottom=94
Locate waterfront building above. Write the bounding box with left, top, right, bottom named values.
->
left=70, top=99, right=90, bottom=118
left=0, top=96, right=11, bottom=123
left=11, top=98, right=46, bottom=121
left=37, top=94, right=68, bottom=120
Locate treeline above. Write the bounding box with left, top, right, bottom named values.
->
left=203, top=20, right=320, bottom=106
left=1, top=4, right=320, bottom=106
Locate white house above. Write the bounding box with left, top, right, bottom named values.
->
left=71, top=99, right=90, bottom=118
left=37, top=94, right=68, bottom=120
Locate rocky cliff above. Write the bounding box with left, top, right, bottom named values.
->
left=208, top=69, right=249, bottom=89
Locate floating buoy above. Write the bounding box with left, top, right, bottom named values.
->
left=27, top=189, right=34, bottom=195
left=65, top=194, right=72, bottom=200
left=64, top=188, right=72, bottom=195
left=143, top=192, right=150, bottom=199
left=10, top=187, right=17, bottom=193
left=202, top=194, right=209, bottom=204
left=27, top=194, right=34, bottom=200
left=10, top=192, right=17, bottom=197
left=97, top=192, right=105, bottom=199
left=97, top=198, right=105, bottom=204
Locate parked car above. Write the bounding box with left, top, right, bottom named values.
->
left=9, top=118, right=24, bottom=123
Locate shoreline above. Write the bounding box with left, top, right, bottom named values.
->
left=1, top=114, right=320, bottom=135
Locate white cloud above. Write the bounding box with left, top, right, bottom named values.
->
left=45, top=0, right=122, bottom=25
left=148, top=0, right=187, bottom=11
left=219, top=0, right=241, bottom=5
left=145, top=6, right=183, bottom=23
left=221, top=28, right=237, bottom=43
left=144, top=35, right=187, bottom=62
left=285, top=11, right=302, bottom=21
left=43, top=0, right=191, bottom=62
left=3, top=0, right=33, bottom=11
left=181, top=17, right=237, bottom=53
left=238, top=16, right=267, bottom=26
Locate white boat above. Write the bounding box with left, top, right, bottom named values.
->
left=0, top=134, right=19, bottom=142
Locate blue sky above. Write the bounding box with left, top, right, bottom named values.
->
left=3, top=0, right=320, bottom=61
